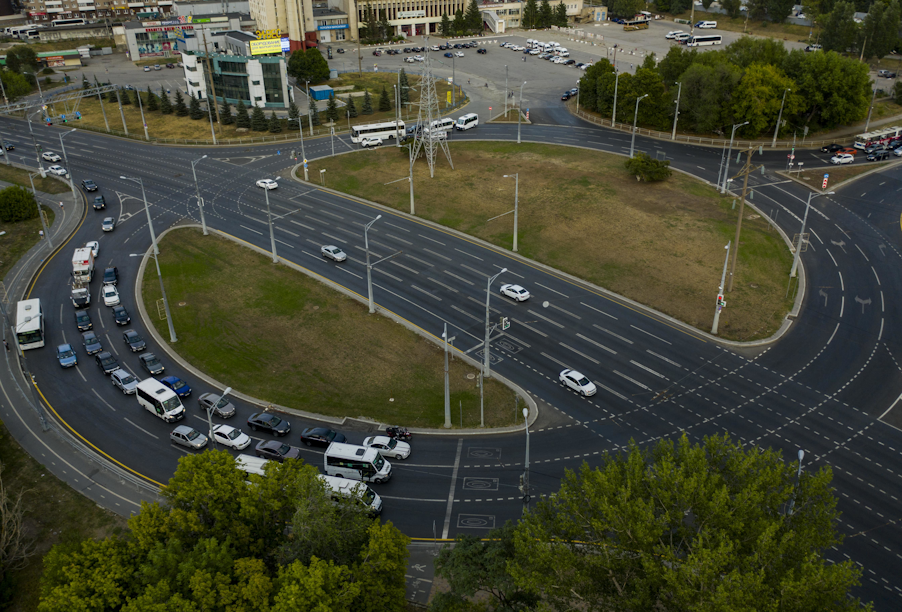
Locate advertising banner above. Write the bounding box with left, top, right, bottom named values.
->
left=317, top=24, right=348, bottom=30
left=398, top=10, right=425, bottom=18
left=281, top=36, right=290, bottom=52
left=249, top=38, right=283, bottom=55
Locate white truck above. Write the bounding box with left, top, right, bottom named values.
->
left=71, top=247, right=94, bottom=307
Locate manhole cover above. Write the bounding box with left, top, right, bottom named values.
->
left=178, top=302, right=186, bottom=306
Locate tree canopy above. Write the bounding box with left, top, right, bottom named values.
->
left=287, top=48, right=330, bottom=84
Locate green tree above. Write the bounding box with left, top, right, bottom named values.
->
left=220, top=100, right=234, bottom=125
left=108, top=88, right=117, bottom=103
left=465, top=0, right=483, bottom=33
left=895, top=80, right=902, bottom=105
left=39, top=537, right=136, bottom=611
left=578, top=59, right=614, bottom=112
left=251, top=104, right=268, bottom=131
left=325, top=93, right=340, bottom=123
left=745, top=0, right=769, bottom=19
left=452, top=9, right=466, bottom=35
left=782, top=48, right=871, bottom=127
left=609, top=0, right=644, bottom=17
left=81, top=74, right=89, bottom=90
left=120, top=88, right=131, bottom=105
left=287, top=48, right=330, bottom=84
left=539, top=0, right=553, bottom=28
left=352, top=522, right=410, bottom=612
left=346, top=94, right=358, bottom=118
left=362, top=89, right=374, bottom=115
left=159, top=86, right=173, bottom=115
left=4, top=45, right=37, bottom=74
left=274, top=557, right=360, bottom=611
left=0, top=185, right=37, bottom=223
left=399, top=69, right=410, bottom=105
left=309, top=95, right=321, bottom=126
left=441, top=12, right=452, bottom=37
left=235, top=99, right=251, bottom=128
left=625, top=152, right=673, bottom=181
left=731, top=63, right=800, bottom=137
left=145, top=86, right=158, bottom=111
left=724, top=36, right=789, bottom=68
left=720, top=0, right=745, bottom=17
left=269, top=111, right=282, bottom=133
left=287, top=100, right=300, bottom=127
left=821, top=1, right=859, bottom=53
left=434, top=521, right=538, bottom=612
left=379, top=85, right=392, bottom=111
left=633, top=62, right=670, bottom=130
left=522, top=0, right=539, bottom=28
left=173, top=90, right=189, bottom=117
left=680, top=61, right=742, bottom=133
left=510, top=434, right=869, bottom=611
left=553, top=2, right=568, bottom=26
left=379, top=11, right=391, bottom=40
left=860, top=0, right=901, bottom=60
left=769, top=0, right=799, bottom=22
left=188, top=92, right=203, bottom=119
left=0, top=71, right=31, bottom=102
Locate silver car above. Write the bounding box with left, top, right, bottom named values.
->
left=198, top=392, right=236, bottom=418
left=170, top=425, right=208, bottom=450
left=321, top=245, right=347, bottom=262
left=110, top=368, right=140, bottom=394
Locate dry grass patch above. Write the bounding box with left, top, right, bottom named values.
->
left=306, top=142, right=793, bottom=340
left=796, top=161, right=894, bottom=186
left=142, top=230, right=518, bottom=428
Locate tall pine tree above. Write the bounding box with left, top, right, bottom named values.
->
left=346, top=95, right=358, bottom=118
left=159, top=87, right=173, bottom=115
left=539, top=0, right=553, bottom=28
left=553, top=2, right=568, bottom=26
left=379, top=85, right=392, bottom=111
left=523, top=0, right=539, bottom=28
left=120, top=88, right=131, bottom=105
left=325, top=94, right=340, bottom=123
left=465, top=0, right=483, bottom=33
left=362, top=89, right=374, bottom=115
left=220, top=101, right=234, bottom=125
left=288, top=101, right=300, bottom=127
left=251, top=104, right=268, bottom=131
left=309, top=95, right=321, bottom=126
left=189, top=92, right=204, bottom=119
left=174, top=90, right=189, bottom=116
left=235, top=100, right=250, bottom=128
left=269, top=111, right=282, bottom=133
left=399, top=69, right=410, bottom=105
left=146, top=86, right=158, bottom=111
left=440, top=13, right=452, bottom=37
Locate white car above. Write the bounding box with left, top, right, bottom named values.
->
left=405, top=56, right=415, bottom=63
left=362, top=435, right=411, bottom=460
left=500, top=283, right=530, bottom=302
left=831, top=153, right=854, bottom=165
left=674, top=33, right=691, bottom=42
left=86, top=240, right=99, bottom=258
left=48, top=165, right=67, bottom=176
left=212, top=424, right=251, bottom=450
left=414, top=55, right=425, bottom=62
left=360, top=136, right=383, bottom=148
left=559, top=368, right=597, bottom=397
left=665, top=30, right=684, bottom=39
left=102, top=284, right=121, bottom=307
left=530, top=49, right=540, bottom=55
left=110, top=368, right=140, bottom=394
left=455, top=51, right=464, bottom=57
left=321, top=245, right=347, bottom=262
left=256, top=178, right=278, bottom=190
left=894, top=147, right=902, bottom=157
left=42, top=151, right=61, bottom=162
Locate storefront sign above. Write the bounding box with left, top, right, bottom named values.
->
left=255, top=29, right=282, bottom=39
left=317, top=23, right=349, bottom=30
left=142, top=20, right=161, bottom=26
left=145, top=25, right=192, bottom=31
left=398, top=10, right=425, bottom=18
left=249, top=38, right=283, bottom=55
left=281, top=36, right=290, bottom=51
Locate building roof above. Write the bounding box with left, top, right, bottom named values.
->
left=226, top=30, right=256, bottom=41
left=313, top=7, right=347, bottom=17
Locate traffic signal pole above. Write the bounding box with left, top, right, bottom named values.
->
left=711, top=241, right=730, bottom=335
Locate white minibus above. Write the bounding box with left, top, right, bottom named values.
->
left=324, top=442, right=392, bottom=483
left=430, top=117, right=455, bottom=132
left=135, top=378, right=186, bottom=423
left=456, top=113, right=478, bottom=130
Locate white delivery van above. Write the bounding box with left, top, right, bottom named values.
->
left=526, top=38, right=536, bottom=48
left=697, top=20, right=717, bottom=28
left=549, top=41, right=561, bottom=49
left=236, top=454, right=269, bottom=477
left=456, top=113, right=479, bottom=130
left=324, top=442, right=392, bottom=483
left=430, top=117, right=455, bottom=132
left=557, top=48, right=570, bottom=57
left=135, top=378, right=185, bottom=423
left=320, top=474, right=383, bottom=515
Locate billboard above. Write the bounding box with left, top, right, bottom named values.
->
left=250, top=38, right=283, bottom=55
left=281, top=36, right=290, bottom=52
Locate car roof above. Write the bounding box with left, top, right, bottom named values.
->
left=303, top=427, right=331, bottom=435
left=172, top=425, right=194, bottom=434
left=57, top=343, right=72, bottom=350
left=367, top=435, right=392, bottom=445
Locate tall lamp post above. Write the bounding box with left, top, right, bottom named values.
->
left=120, top=175, right=177, bottom=343
left=612, top=70, right=620, bottom=125
left=206, top=386, right=232, bottom=446
left=442, top=323, right=455, bottom=428
left=191, top=155, right=209, bottom=235
left=671, top=81, right=682, bottom=141
left=305, top=80, right=313, bottom=137
left=790, top=190, right=834, bottom=278
left=58, top=128, right=78, bottom=207
left=26, top=109, right=46, bottom=178
left=629, top=94, right=648, bottom=159
left=710, top=242, right=730, bottom=335
left=503, top=173, right=519, bottom=252
left=772, top=88, right=791, bottom=148
left=521, top=407, right=530, bottom=512
left=483, top=268, right=507, bottom=377
left=262, top=176, right=282, bottom=264
left=721, top=121, right=749, bottom=194
left=787, top=449, right=805, bottom=515
left=22, top=160, right=52, bottom=250
left=517, top=81, right=526, bottom=144
left=364, top=214, right=382, bottom=314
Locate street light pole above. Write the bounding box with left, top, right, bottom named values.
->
left=191, top=155, right=208, bottom=235
left=787, top=449, right=805, bottom=515
left=504, top=65, right=509, bottom=116
left=629, top=94, right=648, bottom=159
left=790, top=191, right=833, bottom=278
left=206, top=386, right=232, bottom=446
left=503, top=173, right=519, bottom=252
left=23, top=163, right=51, bottom=250
left=772, top=88, right=790, bottom=148
left=442, top=323, right=454, bottom=428
left=364, top=214, right=382, bottom=314
left=121, top=175, right=176, bottom=343
left=58, top=128, right=77, bottom=208
left=517, top=81, right=526, bottom=144
left=26, top=109, right=45, bottom=178
left=306, top=80, right=313, bottom=137
left=263, top=176, right=281, bottom=264
left=671, top=81, right=682, bottom=141
left=711, top=241, right=730, bottom=335
left=521, top=406, right=530, bottom=513
left=136, top=86, right=150, bottom=141
left=612, top=70, right=620, bottom=125
left=721, top=121, right=749, bottom=194
left=483, top=268, right=507, bottom=377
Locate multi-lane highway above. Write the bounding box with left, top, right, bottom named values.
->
left=1, top=110, right=901, bottom=608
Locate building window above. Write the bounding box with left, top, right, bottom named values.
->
left=252, top=80, right=260, bottom=85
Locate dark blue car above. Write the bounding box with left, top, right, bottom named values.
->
left=160, top=375, right=192, bottom=398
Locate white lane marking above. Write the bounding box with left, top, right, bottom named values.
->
left=527, top=308, right=565, bottom=329
left=390, top=260, right=420, bottom=275
left=386, top=233, right=413, bottom=245
left=289, top=219, right=316, bottom=231
left=559, top=342, right=600, bottom=365
left=856, top=244, right=869, bottom=261
left=495, top=264, right=523, bottom=278
left=385, top=495, right=447, bottom=502
left=512, top=318, right=548, bottom=337
left=826, top=248, right=838, bottom=267
left=276, top=226, right=299, bottom=237
left=549, top=303, right=581, bottom=319
left=124, top=417, right=159, bottom=439
left=443, top=270, right=475, bottom=286
left=424, top=248, right=452, bottom=262
left=838, top=271, right=844, bottom=291
left=454, top=248, right=483, bottom=261
left=240, top=224, right=263, bottom=235
left=321, top=232, right=347, bottom=244
left=575, top=332, right=616, bottom=355
left=827, top=322, right=839, bottom=344
left=630, top=325, right=671, bottom=345
left=580, top=302, right=618, bottom=319
left=592, top=324, right=633, bottom=344
left=384, top=221, right=410, bottom=232
left=810, top=228, right=823, bottom=244
left=534, top=282, right=568, bottom=297
left=442, top=439, right=464, bottom=539
left=598, top=383, right=627, bottom=401
left=613, top=370, right=651, bottom=390
left=411, top=285, right=441, bottom=300
left=426, top=276, right=458, bottom=292
left=540, top=351, right=570, bottom=369
left=840, top=295, right=844, bottom=318
left=872, top=266, right=881, bottom=285
left=92, top=389, right=117, bottom=411
left=459, top=263, right=487, bottom=277
left=879, top=317, right=884, bottom=341
left=406, top=254, right=434, bottom=267
left=630, top=360, right=666, bottom=379
left=418, top=234, right=446, bottom=246
left=834, top=223, right=850, bottom=238
left=881, top=290, right=884, bottom=312
left=647, top=350, right=682, bottom=368
left=451, top=305, right=482, bottom=322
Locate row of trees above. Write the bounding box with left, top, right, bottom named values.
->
left=521, top=0, right=569, bottom=29
left=440, top=0, right=485, bottom=37
left=821, top=0, right=901, bottom=60
left=578, top=37, right=871, bottom=137
left=38, top=451, right=410, bottom=611
left=433, top=433, right=870, bottom=611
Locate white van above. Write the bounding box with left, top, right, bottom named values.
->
left=557, top=48, right=570, bottom=57
left=430, top=117, right=455, bottom=132
left=549, top=41, right=561, bottom=49
left=324, top=442, right=392, bottom=483
left=696, top=20, right=717, bottom=28
left=456, top=113, right=479, bottom=130
left=135, top=378, right=185, bottom=423
left=236, top=454, right=269, bottom=477
left=321, top=474, right=383, bottom=515
left=526, top=38, right=537, bottom=48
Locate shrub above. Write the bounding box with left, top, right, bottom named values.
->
left=624, top=152, right=672, bottom=182
left=0, top=186, right=37, bottom=223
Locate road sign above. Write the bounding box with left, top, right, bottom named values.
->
left=303, top=158, right=308, bottom=164
left=788, top=154, right=795, bottom=160
left=822, top=174, right=829, bottom=189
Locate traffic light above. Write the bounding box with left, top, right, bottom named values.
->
left=501, top=316, right=510, bottom=330
left=62, top=114, right=67, bottom=123
left=717, top=295, right=726, bottom=308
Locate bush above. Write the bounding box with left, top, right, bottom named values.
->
left=624, top=152, right=672, bottom=182
left=0, top=186, right=37, bottom=223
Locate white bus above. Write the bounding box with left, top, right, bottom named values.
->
left=15, top=299, right=44, bottom=350
left=324, top=442, right=392, bottom=483
left=350, top=120, right=405, bottom=143
left=136, top=378, right=185, bottom=423
left=685, top=35, right=722, bottom=47
left=51, top=18, right=86, bottom=27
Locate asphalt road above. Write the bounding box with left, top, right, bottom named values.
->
left=2, top=65, right=902, bottom=607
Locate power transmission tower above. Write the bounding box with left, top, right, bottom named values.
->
left=726, top=146, right=763, bottom=292
left=411, top=36, right=453, bottom=178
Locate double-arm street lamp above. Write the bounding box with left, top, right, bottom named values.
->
left=721, top=121, right=749, bottom=193
left=262, top=176, right=282, bottom=264
left=483, top=268, right=507, bottom=377
left=191, top=155, right=209, bottom=235
left=205, top=386, right=232, bottom=446
left=790, top=190, right=834, bottom=278
left=772, top=88, right=791, bottom=148
left=365, top=214, right=382, bottom=314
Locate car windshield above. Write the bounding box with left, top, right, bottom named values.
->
left=146, top=357, right=160, bottom=366
left=361, top=488, right=376, bottom=505
left=373, top=455, right=385, bottom=470
left=102, top=356, right=115, bottom=365
left=577, top=376, right=590, bottom=386
left=186, top=430, right=200, bottom=441
left=121, top=374, right=136, bottom=385
left=268, top=416, right=282, bottom=426
left=170, top=379, right=185, bottom=390
left=227, top=429, right=241, bottom=440
left=326, top=431, right=337, bottom=441
left=277, top=443, right=291, bottom=454
left=162, top=397, right=181, bottom=413
left=60, top=349, right=74, bottom=358
left=216, top=397, right=230, bottom=408
left=386, top=438, right=397, bottom=449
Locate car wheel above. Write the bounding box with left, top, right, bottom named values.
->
left=250, top=424, right=257, bottom=431
left=304, top=440, right=312, bottom=446
left=581, top=390, right=587, bottom=397
left=396, top=454, right=405, bottom=460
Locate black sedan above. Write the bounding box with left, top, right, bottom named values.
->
left=95, top=351, right=119, bottom=374
left=138, top=352, right=164, bottom=375
left=254, top=440, right=302, bottom=462
left=247, top=412, right=291, bottom=436
left=81, top=179, right=98, bottom=192
left=299, top=427, right=346, bottom=448
left=103, top=267, right=118, bottom=285
left=477, top=48, right=487, bottom=54
left=74, top=309, right=92, bottom=331
left=3, top=143, right=13, bottom=150
left=122, top=329, right=146, bottom=352
left=561, top=92, right=572, bottom=100
left=112, top=305, right=130, bottom=325
left=82, top=331, right=102, bottom=355
left=820, top=143, right=844, bottom=153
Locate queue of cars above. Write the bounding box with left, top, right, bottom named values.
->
left=822, top=140, right=902, bottom=164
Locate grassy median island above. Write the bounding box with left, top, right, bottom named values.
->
left=142, top=230, right=518, bottom=428
left=306, top=142, right=794, bottom=340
